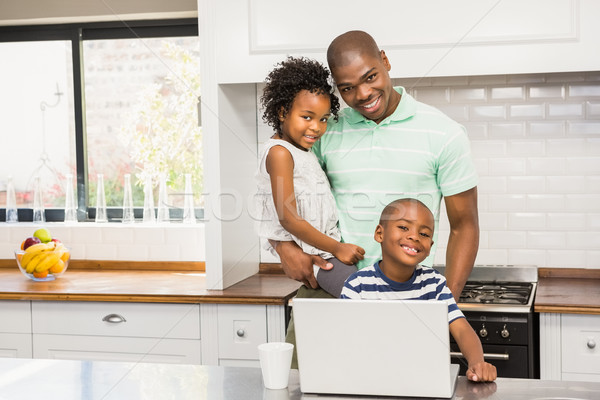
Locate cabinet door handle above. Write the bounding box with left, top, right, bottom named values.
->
left=588, top=339, right=596, bottom=349
left=451, top=351, right=509, bottom=361
left=102, top=314, right=127, bottom=323
left=236, top=329, right=245, bottom=337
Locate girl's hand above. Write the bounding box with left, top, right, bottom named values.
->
left=467, top=361, right=497, bottom=382
left=334, top=243, right=365, bottom=265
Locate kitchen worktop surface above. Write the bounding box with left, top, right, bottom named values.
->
left=1, top=357, right=599, bottom=400
left=534, top=268, right=600, bottom=314
left=0, top=266, right=301, bottom=304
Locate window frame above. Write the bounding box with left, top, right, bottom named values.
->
left=0, top=19, right=200, bottom=222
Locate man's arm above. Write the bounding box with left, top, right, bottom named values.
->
left=443, top=187, right=479, bottom=299
left=269, top=239, right=332, bottom=289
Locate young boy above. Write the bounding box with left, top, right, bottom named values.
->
left=341, top=198, right=497, bottom=382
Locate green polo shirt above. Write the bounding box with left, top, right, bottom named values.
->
left=312, top=87, right=478, bottom=269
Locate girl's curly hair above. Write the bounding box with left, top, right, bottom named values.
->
left=261, top=56, right=340, bottom=136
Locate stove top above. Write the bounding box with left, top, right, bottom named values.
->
left=459, top=282, right=533, bottom=305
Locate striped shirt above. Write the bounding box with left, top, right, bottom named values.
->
left=312, top=87, right=478, bottom=269
left=341, top=262, right=464, bottom=324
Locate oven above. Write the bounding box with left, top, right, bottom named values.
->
left=434, top=265, right=539, bottom=379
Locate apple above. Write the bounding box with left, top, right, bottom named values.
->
left=51, top=238, right=62, bottom=244
left=22, top=236, right=41, bottom=250
left=33, top=228, right=52, bottom=243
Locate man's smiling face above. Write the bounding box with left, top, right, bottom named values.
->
left=330, top=50, right=399, bottom=124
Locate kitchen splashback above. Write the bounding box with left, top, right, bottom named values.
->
left=257, top=71, right=600, bottom=269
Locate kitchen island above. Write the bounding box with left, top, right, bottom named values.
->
left=1, top=357, right=599, bottom=399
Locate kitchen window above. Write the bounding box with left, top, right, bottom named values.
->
left=0, top=19, right=202, bottom=222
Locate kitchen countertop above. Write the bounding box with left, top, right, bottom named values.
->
left=534, top=268, right=600, bottom=314
left=1, top=357, right=599, bottom=400
left=0, top=266, right=301, bottom=304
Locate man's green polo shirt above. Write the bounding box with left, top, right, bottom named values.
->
left=312, top=87, right=478, bottom=269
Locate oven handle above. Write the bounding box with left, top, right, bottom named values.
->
left=450, top=351, right=509, bottom=361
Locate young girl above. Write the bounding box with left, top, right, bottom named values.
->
left=255, top=56, right=364, bottom=297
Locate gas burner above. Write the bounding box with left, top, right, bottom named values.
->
left=459, top=282, right=533, bottom=305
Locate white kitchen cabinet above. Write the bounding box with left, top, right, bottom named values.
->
left=31, top=301, right=202, bottom=365
left=0, top=301, right=32, bottom=358
left=540, top=313, right=600, bottom=382
left=201, top=0, right=600, bottom=84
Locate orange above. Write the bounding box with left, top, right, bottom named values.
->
left=20, top=240, right=26, bottom=250
left=33, top=270, right=49, bottom=279
left=49, top=259, right=65, bottom=274
left=16, top=253, right=23, bottom=262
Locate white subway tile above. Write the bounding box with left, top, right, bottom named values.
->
left=566, top=157, right=600, bottom=175
left=508, top=213, right=546, bottom=230
left=526, top=194, right=566, bottom=212
left=476, top=194, right=489, bottom=212
left=527, top=231, right=566, bottom=248
left=165, top=225, right=200, bottom=245
left=479, top=212, right=508, bottom=230
left=545, top=72, right=585, bottom=83
left=566, top=232, right=600, bottom=250
left=568, top=84, right=600, bottom=98
left=488, top=194, right=526, bottom=211
left=435, top=104, right=469, bottom=121
left=477, top=177, right=507, bottom=194
left=586, top=101, right=600, bottom=117
left=546, top=176, right=586, bottom=194
left=586, top=138, right=600, bottom=156
left=395, top=77, right=433, bottom=88
left=565, top=194, right=600, bottom=212
left=488, top=231, right=527, bottom=248
left=509, top=104, right=545, bottom=119
left=430, top=76, right=469, bottom=86
left=473, top=158, right=489, bottom=176
left=70, top=246, right=85, bottom=260
left=507, top=249, right=546, bottom=266
left=546, top=138, right=586, bottom=156
left=0, top=226, right=9, bottom=243
left=86, top=244, right=118, bottom=260
left=489, top=158, right=526, bottom=176
left=479, top=231, right=489, bottom=248
left=100, top=226, right=135, bottom=244
left=148, top=244, right=181, bottom=261
left=507, top=176, right=546, bottom=194
left=433, top=247, right=447, bottom=266
left=529, top=85, right=565, bottom=99
left=413, top=87, right=449, bottom=104
left=507, top=74, right=545, bottom=84
left=588, top=213, right=600, bottom=230
left=471, top=140, right=507, bottom=157
left=586, top=251, right=600, bottom=268
left=548, top=103, right=584, bottom=118
left=508, top=140, right=545, bottom=157
left=470, top=105, right=506, bottom=121
left=567, top=121, right=600, bottom=135
left=545, top=250, right=586, bottom=268
left=116, top=244, right=149, bottom=261
left=528, top=122, right=565, bottom=137
left=474, top=249, right=508, bottom=265
left=526, top=158, right=565, bottom=175
left=489, top=123, right=525, bottom=139
left=547, top=213, right=587, bottom=231
left=8, top=225, right=35, bottom=243
left=491, top=87, right=524, bottom=100
left=451, top=87, right=487, bottom=102
left=434, top=229, right=449, bottom=249
left=132, top=226, right=166, bottom=245
left=463, top=122, right=488, bottom=140
left=469, top=75, right=507, bottom=85
left=586, top=177, right=600, bottom=193
left=69, top=225, right=103, bottom=244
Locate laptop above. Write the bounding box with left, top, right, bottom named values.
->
left=293, top=298, right=460, bottom=398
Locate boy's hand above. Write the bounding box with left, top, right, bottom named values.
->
left=334, top=243, right=365, bottom=265
left=466, top=361, right=497, bottom=382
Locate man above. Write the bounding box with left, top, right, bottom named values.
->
left=273, top=30, right=479, bottom=299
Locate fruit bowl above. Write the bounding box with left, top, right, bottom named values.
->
left=15, top=242, right=70, bottom=282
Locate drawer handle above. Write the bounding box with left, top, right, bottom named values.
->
left=102, top=314, right=127, bottom=324
left=588, top=339, right=596, bottom=349
left=451, top=351, right=509, bottom=361
left=236, top=329, right=245, bottom=337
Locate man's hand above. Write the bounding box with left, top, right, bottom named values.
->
left=271, top=240, right=333, bottom=288
left=334, top=243, right=365, bottom=265
left=466, top=361, right=497, bottom=382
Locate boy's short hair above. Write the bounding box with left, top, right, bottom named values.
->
left=379, top=198, right=433, bottom=226
left=261, top=56, right=340, bottom=136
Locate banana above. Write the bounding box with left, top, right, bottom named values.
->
left=25, top=252, right=49, bottom=274
left=20, top=243, right=53, bottom=268
left=24, top=242, right=53, bottom=254
left=35, top=252, right=60, bottom=273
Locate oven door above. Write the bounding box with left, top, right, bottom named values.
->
left=450, top=343, right=530, bottom=378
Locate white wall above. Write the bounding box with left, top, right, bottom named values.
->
left=258, top=71, right=600, bottom=269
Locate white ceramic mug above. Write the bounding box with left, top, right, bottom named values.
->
left=257, top=342, right=294, bottom=389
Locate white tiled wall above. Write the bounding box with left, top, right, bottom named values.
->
left=1, top=222, right=205, bottom=262
left=394, top=71, right=600, bottom=268
left=256, top=71, right=600, bottom=269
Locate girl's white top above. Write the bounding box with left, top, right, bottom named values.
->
left=255, top=138, right=341, bottom=259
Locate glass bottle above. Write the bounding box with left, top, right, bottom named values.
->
left=32, top=176, right=45, bottom=223
left=183, top=173, right=195, bottom=224
left=157, top=173, right=169, bottom=223
left=122, top=174, right=134, bottom=223
left=95, top=174, right=108, bottom=222
left=143, top=176, right=155, bottom=223
left=5, top=176, right=18, bottom=223
left=64, top=173, right=77, bottom=223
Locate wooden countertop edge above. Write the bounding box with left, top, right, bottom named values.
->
left=0, top=259, right=205, bottom=272
left=538, top=267, right=600, bottom=279
left=534, top=305, right=600, bottom=315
